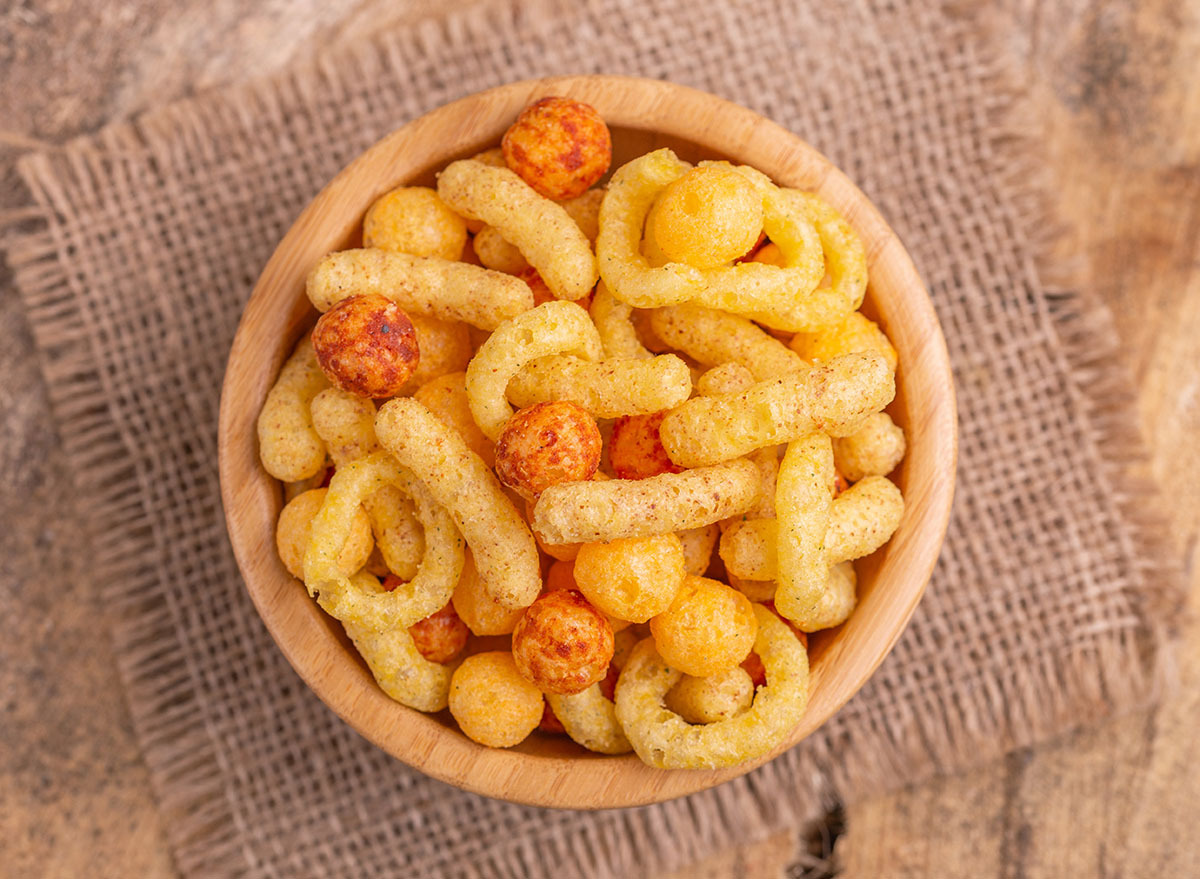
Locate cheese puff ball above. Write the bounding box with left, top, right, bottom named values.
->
left=449, top=652, right=543, bottom=747
left=276, top=488, right=372, bottom=579
left=573, top=533, right=686, bottom=623
left=511, top=589, right=614, bottom=694
left=649, top=575, right=758, bottom=677
left=832, top=412, right=906, bottom=482
left=311, top=293, right=419, bottom=397
left=494, top=401, right=602, bottom=500
left=517, top=266, right=595, bottom=311
left=401, top=315, right=472, bottom=394
left=413, top=371, right=495, bottom=467
left=648, top=165, right=763, bottom=269
left=789, top=311, right=899, bottom=374
left=608, top=411, right=684, bottom=480
left=664, top=665, right=755, bottom=724
left=362, top=186, right=467, bottom=261
left=502, top=96, right=612, bottom=200
left=405, top=598, right=469, bottom=665
left=452, top=552, right=525, bottom=636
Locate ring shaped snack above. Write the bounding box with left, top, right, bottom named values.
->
left=466, top=300, right=605, bottom=441
left=614, top=605, right=810, bottom=769
left=437, top=160, right=599, bottom=301
left=306, top=248, right=534, bottom=331
left=375, top=397, right=541, bottom=610
left=649, top=304, right=805, bottom=381
left=546, top=684, right=633, bottom=755
left=303, top=452, right=464, bottom=632
left=344, top=602, right=456, bottom=713
left=257, top=336, right=330, bottom=482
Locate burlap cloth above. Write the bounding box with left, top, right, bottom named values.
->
left=4, top=0, right=1184, bottom=876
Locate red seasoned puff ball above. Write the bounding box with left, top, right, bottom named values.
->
left=609, top=411, right=684, bottom=480
left=517, top=266, right=595, bottom=311
left=405, top=598, right=469, bottom=665
left=502, top=97, right=612, bottom=200
left=311, top=293, right=419, bottom=397
left=511, top=589, right=614, bottom=694
left=495, top=401, right=601, bottom=500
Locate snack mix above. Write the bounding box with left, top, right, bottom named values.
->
left=257, top=96, right=905, bottom=769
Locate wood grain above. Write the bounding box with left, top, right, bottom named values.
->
left=217, top=76, right=956, bottom=809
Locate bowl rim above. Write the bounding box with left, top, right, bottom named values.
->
left=218, top=74, right=957, bottom=809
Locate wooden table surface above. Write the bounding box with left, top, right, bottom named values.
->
left=1, top=1, right=1196, bottom=876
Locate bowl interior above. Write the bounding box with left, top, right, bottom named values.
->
left=218, top=76, right=956, bottom=808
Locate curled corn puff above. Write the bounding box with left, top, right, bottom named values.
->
left=375, top=397, right=541, bottom=610
left=257, top=336, right=330, bottom=481
left=306, top=248, right=533, bottom=330
left=437, top=159, right=598, bottom=301
left=506, top=353, right=692, bottom=418
left=649, top=304, right=804, bottom=381
left=546, top=683, right=632, bottom=755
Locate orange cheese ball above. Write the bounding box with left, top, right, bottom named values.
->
left=311, top=293, right=419, bottom=397
left=608, top=410, right=684, bottom=480
left=362, top=185, right=467, bottom=260
left=544, top=559, right=631, bottom=634
left=494, top=401, right=602, bottom=500
left=648, top=165, right=763, bottom=269
left=449, top=652, right=543, bottom=747
left=275, top=488, right=372, bottom=579
left=502, top=96, right=612, bottom=200
left=511, top=589, right=614, bottom=694
left=664, top=665, right=755, bottom=724
left=403, top=596, right=469, bottom=665
left=573, top=533, right=686, bottom=623
left=451, top=553, right=525, bottom=636
left=649, top=575, right=758, bottom=677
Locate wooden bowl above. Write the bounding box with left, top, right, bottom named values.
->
left=218, top=75, right=956, bottom=809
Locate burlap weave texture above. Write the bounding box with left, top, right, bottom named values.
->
left=5, top=0, right=1181, bottom=876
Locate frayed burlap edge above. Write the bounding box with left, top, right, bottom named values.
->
left=0, top=0, right=1185, bottom=876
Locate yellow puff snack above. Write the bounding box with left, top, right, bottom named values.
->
left=437, top=160, right=598, bottom=301
left=506, top=353, right=692, bottom=418
left=694, top=361, right=755, bottom=397
left=448, top=651, right=543, bottom=748
left=798, top=561, right=857, bottom=632
left=660, top=351, right=895, bottom=468
left=345, top=608, right=455, bottom=713
left=573, top=533, right=687, bottom=623
left=697, top=187, right=857, bottom=332
left=719, top=476, right=904, bottom=581
left=257, top=336, right=330, bottom=482
left=362, top=185, right=467, bottom=261
left=677, top=523, right=719, bottom=576
left=375, top=397, right=541, bottom=609
left=546, top=684, right=633, bottom=755
left=451, top=551, right=524, bottom=636
left=771, top=434, right=835, bottom=625
left=649, top=304, right=804, bottom=381
left=648, top=575, right=757, bottom=677
left=309, top=390, right=424, bottom=580
left=401, top=314, right=473, bottom=394
left=559, top=188, right=605, bottom=244
left=789, top=310, right=898, bottom=374
left=596, top=148, right=704, bottom=307
left=728, top=572, right=776, bottom=603
left=413, top=371, right=496, bottom=468
left=465, top=301, right=604, bottom=441
left=276, top=488, right=372, bottom=580
left=614, top=606, right=809, bottom=769
left=304, top=452, right=464, bottom=632
left=472, top=225, right=530, bottom=275
left=664, top=665, right=755, bottom=724
left=306, top=248, right=533, bottom=330
left=589, top=282, right=653, bottom=360
left=531, top=458, right=761, bottom=545
left=648, top=164, right=763, bottom=269
left=832, top=411, right=906, bottom=482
